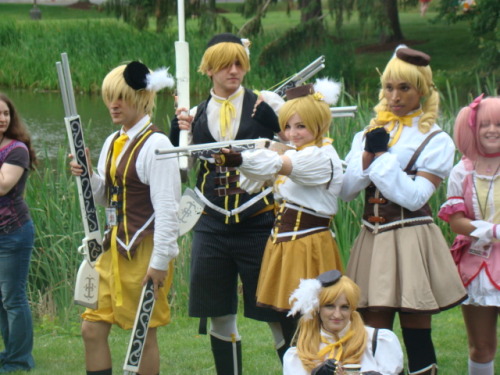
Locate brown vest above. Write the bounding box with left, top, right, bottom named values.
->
left=362, top=130, right=442, bottom=234
left=103, top=125, right=161, bottom=259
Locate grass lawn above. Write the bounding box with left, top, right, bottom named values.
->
left=1, top=305, right=498, bottom=374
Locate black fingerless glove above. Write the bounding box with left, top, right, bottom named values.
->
left=212, top=150, right=243, bottom=167
left=253, top=101, right=281, bottom=133
left=311, top=359, right=338, bottom=375
left=169, top=115, right=181, bottom=147
left=364, top=126, right=389, bottom=154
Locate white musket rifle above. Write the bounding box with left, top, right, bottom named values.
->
left=56, top=53, right=102, bottom=309
left=175, top=0, right=190, bottom=180
left=270, top=56, right=357, bottom=117
left=272, top=55, right=326, bottom=97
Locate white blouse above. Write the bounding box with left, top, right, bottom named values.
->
left=238, top=141, right=344, bottom=216
left=340, top=118, right=455, bottom=209
left=283, top=327, right=404, bottom=375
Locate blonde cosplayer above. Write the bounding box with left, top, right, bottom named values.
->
left=371, top=47, right=438, bottom=133
left=102, top=62, right=174, bottom=116
left=198, top=37, right=250, bottom=76
left=289, top=273, right=367, bottom=372
left=280, top=78, right=341, bottom=147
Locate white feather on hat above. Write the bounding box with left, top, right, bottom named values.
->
left=287, top=278, right=322, bottom=320
left=146, top=67, right=175, bottom=92
left=313, top=78, right=342, bottom=106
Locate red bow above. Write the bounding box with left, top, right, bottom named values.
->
left=468, top=93, right=484, bottom=130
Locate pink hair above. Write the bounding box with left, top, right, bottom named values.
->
left=454, top=97, right=500, bottom=160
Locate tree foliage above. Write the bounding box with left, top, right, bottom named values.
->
left=104, top=0, right=173, bottom=32
left=436, top=0, right=499, bottom=72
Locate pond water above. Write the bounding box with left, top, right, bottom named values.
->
left=1, top=88, right=182, bottom=163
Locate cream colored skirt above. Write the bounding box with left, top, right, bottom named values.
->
left=347, top=224, right=467, bottom=313
left=256, top=230, right=344, bottom=312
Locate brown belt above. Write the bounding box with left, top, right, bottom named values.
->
left=272, top=204, right=331, bottom=243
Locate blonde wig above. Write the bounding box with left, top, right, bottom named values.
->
left=370, top=56, right=439, bottom=133
left=294, top=276, right=367, bottom=371
left=101, top=64, right=156, bottom=116
left=279, top=94, right=332, bottom=147
left=198, top=42, right=250, bottom=76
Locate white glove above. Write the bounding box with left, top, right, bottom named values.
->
left=470, top=220, right=499, bottom=248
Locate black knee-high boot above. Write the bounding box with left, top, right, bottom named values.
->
left=276, top=314, right=299, bottom=364
left=210, top=334, right=242, bottom=375
left=402, top=328, right=437, bottom=374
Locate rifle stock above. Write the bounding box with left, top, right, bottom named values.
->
left=56, top=53, right=103, bottom=309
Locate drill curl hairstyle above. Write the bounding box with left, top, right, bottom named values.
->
left=370, top=55, right=439, bottom=133
left=278, top=95, right=332, bottom=147
left=101, top=64, right=157, bottom=117
left=0, top=93, right=37, bottom=169
left=294, top=276, right=367, bottom=371
left=198, top=42, right=250, bottom=76
left=454, top=96, right=500, bottom=160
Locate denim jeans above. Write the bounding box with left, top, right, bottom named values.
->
left=0, top=220, right=35, bottom=372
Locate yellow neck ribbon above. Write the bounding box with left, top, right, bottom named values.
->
left=213, top=89, right=243, bottom=138
left=317, top=329, right=355, bottom=362
left=109, top=132, right=129, bottom=306
left=376, top=109, right=422, bottom=147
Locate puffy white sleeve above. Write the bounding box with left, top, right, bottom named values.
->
left=283, top=347, right=310, bottom=375
left=288, top=146, right=342, bottom=187
left=239, top=148, right=283, bottom=181
left=90, top=133, right=115, bottom=207
left=372, top=329, right=404, bottom=375
left=339, top=131, right=372, bottom=202
left=259, top=90, right=285, bottom=114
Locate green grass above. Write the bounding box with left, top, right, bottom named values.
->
left=1, top=307, right=497, bottom=374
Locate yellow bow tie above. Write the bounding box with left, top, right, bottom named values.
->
left=375, top=109, right=422, bottom=147
left=317, top=330, right=355, bottom=362
left=213, top=89, right=243, bottom=138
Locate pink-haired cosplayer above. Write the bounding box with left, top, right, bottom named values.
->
left=439, top=95, right=500, bottom=375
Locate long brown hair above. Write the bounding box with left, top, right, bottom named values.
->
left=0, top=93, right=37, bottom=169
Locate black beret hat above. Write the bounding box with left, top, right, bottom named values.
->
left=396, top=47, right=431, bottom=67
left=316, top=270, right=342, bottom=287
left=207, top=33, right=243, bottom=48
left=123, top=61, right=150, bottom=90
left=285, top=84, right=315, bottom=100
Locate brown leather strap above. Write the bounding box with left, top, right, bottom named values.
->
left=404, top=130, right=442, bottom=172
left=215, top=166, right=237, bottom=173
left=213, top=175, right=240, bottom=185
left=214, top=187, right=246, bottom=197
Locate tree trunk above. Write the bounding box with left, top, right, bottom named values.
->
left=384, top=0, right=404, bottom=42
left=298, top=0, right=322, bottom=23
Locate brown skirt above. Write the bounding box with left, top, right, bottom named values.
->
left=347, top=224, right=467, bottom=313
left=256, top=230, right=344, bottom=312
